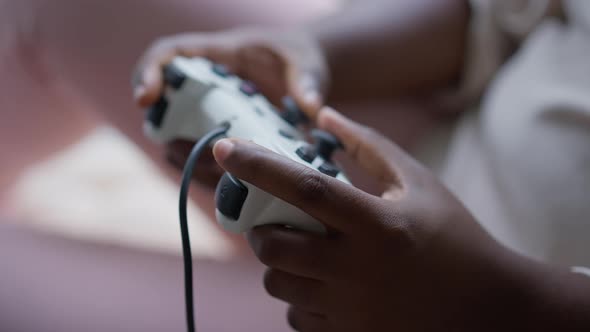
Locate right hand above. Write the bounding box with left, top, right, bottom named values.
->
left=133, top=27, right=330, bottom=119
left=212, top=108, right=516, bottom=332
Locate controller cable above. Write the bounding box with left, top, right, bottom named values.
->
left=178, top=123, right=231, bottom=332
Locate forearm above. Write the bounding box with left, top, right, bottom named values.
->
left=519, top=261, right=590, bottom=330
left=308, top=0, right=470, bottom=101
left=487, top=248, right=590, bottom=331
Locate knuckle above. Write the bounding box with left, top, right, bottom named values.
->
left=379, top=204, right=419, bottom=250
left=293, top=169, right=329, bottom=204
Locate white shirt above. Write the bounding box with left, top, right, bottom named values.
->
left=426, top=0, right=590, bottom=273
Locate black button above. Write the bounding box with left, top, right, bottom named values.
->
left=146, top=96, right=168, bottom=128
left=311, top=129, right=344, bottom=162
left=163, top=65, right=186, bottom=90
left=215, top=173, right=249, bottom=221
left=239, top=81, right=259, bottom=96
left=296, top=146, right=317, bottom=163
left=211, top=63, right=231, bottom=77
left=319, top=162, right=340, bottom=177
left=281, top=96, right=309, bottom=126
left=278, top=129, right=295, bottom=140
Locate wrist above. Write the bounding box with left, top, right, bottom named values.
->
left=518, top=260, right=590, bottom=330
left=475, top=247, right=590, bottom=331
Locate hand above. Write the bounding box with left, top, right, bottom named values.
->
left=133, top=28, right=328, bottom=117
left=212, top=107, right=519, bottom=331
left=133, top=28, right=329, bottom=187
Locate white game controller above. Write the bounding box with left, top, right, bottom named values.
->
left=144, top=56, right=350, bottom=234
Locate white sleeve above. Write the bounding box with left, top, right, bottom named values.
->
left=572, top=267, right=590, bottom=278
left=440, top=0, right=557, bottom=109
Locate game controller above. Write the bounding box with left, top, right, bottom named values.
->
left=144, top=56, right=350, bottom=234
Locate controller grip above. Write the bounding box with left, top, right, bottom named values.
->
left=215, top=173, right=326, bottom=234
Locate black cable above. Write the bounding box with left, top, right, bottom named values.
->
left=179, top=123, right=230, bottom=332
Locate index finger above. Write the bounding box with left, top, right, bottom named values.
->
left=213, top=139, right=383, bottom=233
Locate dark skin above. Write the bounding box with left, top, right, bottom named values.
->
left=212, top=108, right=590, bottom=332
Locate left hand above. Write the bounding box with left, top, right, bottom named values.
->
left=212, top=108, right=516, bottom=332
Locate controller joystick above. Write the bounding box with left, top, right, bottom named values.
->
left=311, top=129, right=344, bottom=161
left=281, top=96, right=309, bottom=126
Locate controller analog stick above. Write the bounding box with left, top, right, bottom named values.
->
left=311, top=129, right=344, bottom=162
left=215, top=173, right=249, bottom=221
left=281, top=96, right=309, bottom=126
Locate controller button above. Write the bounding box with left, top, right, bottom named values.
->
left=319, top=162, right=340, bottom=178
left=279, top=129, right=295, bottom=140
left=146, top=96, right=169, bottom=128
left=253, top=106, right=265, bottom=117
left=311, top=129, right=344, bottom=162
left=239, top=81, right=259, bottom=96
left=215, top=173, right=249, bottom=221
left=212, top=63, right=231, bottom=77
left=163, top=65, right=186, bottom=89
left=281, top=96, right=309, bottom=126
left=296, top=146, right=317, bottom=163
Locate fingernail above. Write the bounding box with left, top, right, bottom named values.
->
left=144, top=68, right=158, bottom=86
left=298, top=75, right=320, bottom=105
left=133, top=86, right=145, bottom=100
left=213, top=139, right=234, bottom=162
left=303, top=90, right=321, bottom=106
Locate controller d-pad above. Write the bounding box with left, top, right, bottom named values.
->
left=296, top=146, right=317, bottom=163
left=319, top=162, right=340, bottom=178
